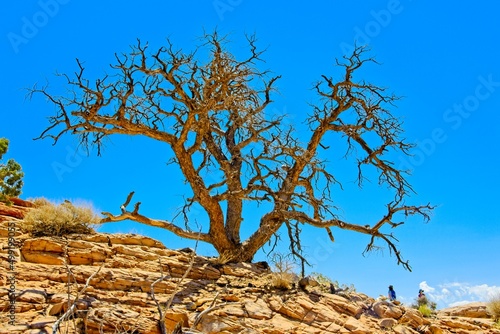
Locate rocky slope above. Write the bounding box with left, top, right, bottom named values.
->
left=1, top=199, right=499, bottom=334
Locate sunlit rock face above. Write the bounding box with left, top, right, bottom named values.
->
left=1, top=199, right=499, bottom=333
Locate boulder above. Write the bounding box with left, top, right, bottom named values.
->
left=400, top=308, right=426, bottom=328
left=163, top=310, right=189, bottom=331
left=298, top=276, right=319, bottom=290
left=0, top=203, right=25, bottom=220
left=343, top=317, right=372, bottom=333
left=29, top=316, right=57, bottom=329
left=324, top=294, right=364, bottom=318
left=15, top=290, right=46, bottom=304
left=21, top=251, right=64, bottom=265
left=222, top=262, right=267, bottom=277
left=439, top=302, right=490, bottom=318
left=196, top=314, right=244, bottom=334
left=439, top=317, right=483, bottom=331
left=393, top=324, right=420, bottom=334
left=275, top=295, right=315, bottom=320
left=244, top=299, right=273, bottom=320
left=373, top=300, right=404, bottom=319
left=22, top=238, right=64, bottom=253
left=379, top=317, right=397, bottom=329
left=428, top=324, right=444, bottom=334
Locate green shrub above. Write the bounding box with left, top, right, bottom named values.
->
left=309, top=272, right=332, bottom=285
left=418, top=304, right=432, bottom=317
left=23, top=198, right=101, bottom=237
left=309, top=272, right=355, bottom=293
left=417, top=295, right=429, bottom=307
left=0, top=138, right=24, bottom=204
left=416, top=296, right=437, bottom=310
left=487, top=294, right=500, bottom=322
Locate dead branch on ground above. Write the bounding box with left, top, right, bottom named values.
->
left=52, top=262, right=105, bottom=333
left=150, top=234, right=200, bottom=333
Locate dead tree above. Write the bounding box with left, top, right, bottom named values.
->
left=30, top=32, right=433, bottom=270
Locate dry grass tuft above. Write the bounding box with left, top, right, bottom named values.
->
left=488, top=293, right=500, bottom=322
left=23, top=198, right=101, bottom=237
left=271, top=272, right=295, bottom=290
left=209, top=250, right=233, bottom=266
left=269, top=253, right=296, bottom=290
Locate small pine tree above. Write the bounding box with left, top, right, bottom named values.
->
left=0, top=138, right=24, bottom=203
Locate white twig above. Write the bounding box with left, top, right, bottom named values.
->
left=52, top=263, right=105, bottom=333
left=165, top=247, right=197, bottom=310
left=151, top=233, right=200, bottom=333
left=150, top=258, right=169, bottom=334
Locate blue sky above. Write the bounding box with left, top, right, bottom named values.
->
left=1, top=0, right=499, bottom=308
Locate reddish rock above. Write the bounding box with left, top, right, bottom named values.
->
left=0, top=203, right=25, bottom=220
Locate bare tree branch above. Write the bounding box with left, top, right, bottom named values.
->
left=31, top=32, right=434, bottom=270
left=102, top=192, right=211, bottom=242
left=150, top=233, right=200, bottom=333
left=191, top=297, right=225, bottom=330
left=150, top=258, right=169, bottom=334
left=52, top=263, right=105, bottom=333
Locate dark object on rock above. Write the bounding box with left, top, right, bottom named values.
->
left=254, top=261, right=270, bottom=270
left=298, top=276, right=319, bottom=290
left=330, top=283, right=348, bottom=294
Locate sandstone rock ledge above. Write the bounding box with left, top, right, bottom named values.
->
left=1, top=200, right=499, bottom=334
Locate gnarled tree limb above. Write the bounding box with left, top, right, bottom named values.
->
left=32, top=33, right=434, bottom=269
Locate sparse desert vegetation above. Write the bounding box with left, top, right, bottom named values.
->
left=412, top=294, right=437, bottom=317
left=488, top=293, right=500, bottom=323
left=23, top=198, right=101, bottom=237
left=1, top=199, right=500, bottom=333
left=269, top=252, right=297, bottom=290
left=418, top=304, right=433, bottom=317
left=310, top=272, right=355, bottom=294
left=0, top=138, right=24, bottom=204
